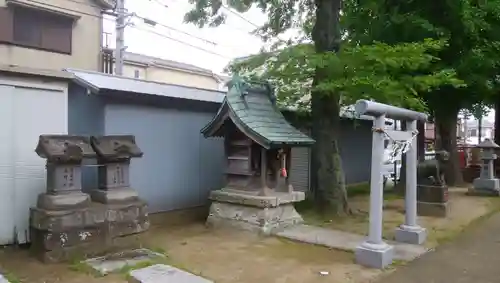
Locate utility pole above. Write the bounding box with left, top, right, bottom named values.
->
left=115, top=0, right=126, bottom=75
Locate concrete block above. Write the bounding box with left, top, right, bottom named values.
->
left=84, top=249, right=165, bottom=275
left=355, top=242, right=394, bottom=269
left=417, top=201, right=449, bottom=218
left=128, top=264, right=213, bottom=283
left=394, top=226, right=427, bottom=245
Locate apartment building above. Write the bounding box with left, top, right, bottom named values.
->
left=0, top=0, right=108, bottom=245
left=103, top=49, right=228, bottom=91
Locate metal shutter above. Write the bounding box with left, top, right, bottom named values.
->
left=289, top=147, right=311, bottom=192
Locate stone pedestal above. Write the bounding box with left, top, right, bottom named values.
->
left=30, top=201, right=149, bottom=263
left=206, top=189, right=305, bottom=235
left=417, top=185, right=449, bottom=217
left=469, top=179, right=500, bottom=196
left=394, top=225, right=427, bottom=244
left=355, top=241, right=394, bottom=269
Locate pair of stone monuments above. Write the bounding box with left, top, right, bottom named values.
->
left=30, top=135, right=149, bottom=262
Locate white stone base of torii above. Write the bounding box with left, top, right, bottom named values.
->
left=353, top=100, right=428, bottom=269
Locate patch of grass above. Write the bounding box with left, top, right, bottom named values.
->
left=347, top=182, right=371, bottom=197
left=68, top=259, right=105, bottom=277
left=2, top=271, right=21, bottom=283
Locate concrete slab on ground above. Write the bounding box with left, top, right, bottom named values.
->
left=128, top=264, right=213, bottom=283
left=275, top=224, right=428, bottom=261
left=0, top=275, right=9, bottom=283
left=84, top=249, right=165, bottom=275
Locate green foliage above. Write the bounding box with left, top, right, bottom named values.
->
left=343, top=0, right=500, bottom=111
left=228, top=39, right=463, bottom=111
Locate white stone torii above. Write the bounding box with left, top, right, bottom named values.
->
left=353, top=100, right=428, bottom=269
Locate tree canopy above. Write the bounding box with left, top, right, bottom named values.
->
left=185, top=0, right=500, bottom=210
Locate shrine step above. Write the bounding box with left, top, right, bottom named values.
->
left=274, top=224, right=428, bottom=261
left=128, top=264, right=213, bottom=283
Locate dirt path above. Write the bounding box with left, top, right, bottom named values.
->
left=375, top=212, right=500, bottom=283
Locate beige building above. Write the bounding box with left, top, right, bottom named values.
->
left=0, top=0, right=108, bottom=245
left=0, top=0, right=104, bottom=72
left=116, top=51, right=228, bottom=91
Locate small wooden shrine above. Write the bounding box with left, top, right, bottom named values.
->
left=201, top=76, right=314, bottom=234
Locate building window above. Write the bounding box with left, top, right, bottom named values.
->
left=0, top=6, right=74, bottom=54
left=134, top=69, right=140, bottom=79
left=469, top=129, right=477, bottom=137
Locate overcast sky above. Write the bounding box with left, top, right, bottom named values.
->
left=103, top=0, right=267, bottom=74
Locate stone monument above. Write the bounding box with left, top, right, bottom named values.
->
left=30, top=135, right=100, bottom=262
left=354, top=100, right=428, bottom=269
left=468, top=139, right=500, bottom=196
left=416, top=150, right=449, bottom=217
left=30, top=135, right=149, bottom=263
left=200, top=76, right=315, bottom=234
left=89, top=135, right=150, bottom=238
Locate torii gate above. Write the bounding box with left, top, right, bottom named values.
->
left=354, top=100, right=428, bottom=269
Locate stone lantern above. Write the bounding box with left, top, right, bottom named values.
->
left=470, top=139, right=500, bottom=196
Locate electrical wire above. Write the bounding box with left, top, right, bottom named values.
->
left=131, top=25, right=231, bottom=59
left=133, top=14, right=218, bottom=46
left=221, top=4, right=260, bottom=28
left=21, top=0, right=245, bottom=59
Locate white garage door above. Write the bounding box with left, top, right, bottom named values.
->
left=0, top=81, right=67, bottom=244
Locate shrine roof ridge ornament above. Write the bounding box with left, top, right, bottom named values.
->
left=354, top=100, right=428, bottom=122
left=201, top=76, right=315, bottom=149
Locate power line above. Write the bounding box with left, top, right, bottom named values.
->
left=150, top=0, right=168, bottom=8
left=23, top=0, right=238, bottom=59
left=131, top=25, right=231, bottom=59
left=134, top=14, right=218, bottom=46
left=221, top=4, right=259, bottom=28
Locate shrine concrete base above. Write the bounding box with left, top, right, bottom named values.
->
left=394, top=225, right=427, bottom=245
left=30, top=199, right=149, bottom=263
left=206, top=189, right=305, bottom=235
left=417, top=202, right=449, bottom=217
left=355, top=241, right=394, bottom=269
left=468, top=179, right=500, bottom=196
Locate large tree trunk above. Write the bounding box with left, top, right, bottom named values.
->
left=478, top=118, right=482, bottom=143
left=495, top=97, right=500, bottom=145
left=310, top=0, right=350, bottom=214
left=434, top=107, right=464, bottom=186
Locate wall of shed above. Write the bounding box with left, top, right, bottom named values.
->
left=285, top=111, right=373, bottom=191
left=103, top=100, right=225, bottom=213
left=67, top=84, right=105, bottom=192
left=339, top=119, right=373, bottom=184
left=68, top=84, right=225, bottom=213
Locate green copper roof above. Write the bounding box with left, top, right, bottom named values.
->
left=201, top=77, right=315, bottom=149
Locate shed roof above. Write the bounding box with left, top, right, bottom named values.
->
left=201, top=77, right=315, bottom=149
left=64, top=69, right=386, bottom=124
left=65, top=69, right=225, bottom=103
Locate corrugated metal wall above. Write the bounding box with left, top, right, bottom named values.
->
left=290, top=147, right=311, bottom=192
left=288, top=119, right=373, bottom=192
left=103, top=103, right=225, bottom=213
